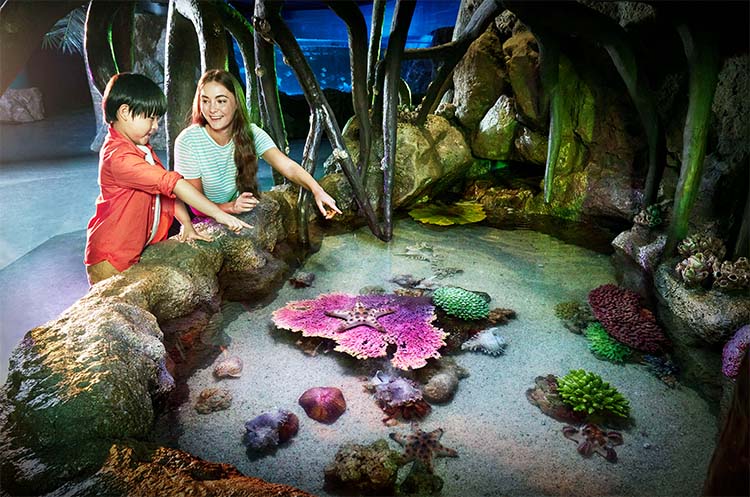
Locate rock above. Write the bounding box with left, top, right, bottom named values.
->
left=654, top=263, right=750, bottom=402
left=611, top=226, right=667, bottom=304
left=472, top=94, right=518, bottom=160
left=452, top=25, right=506, bottom=130
left=324, top=439, right=402, bottom=496
left=502, top=31, right=543, bottom=127
left=514, top=126, right=548, bottom=165
left=0, top=87, right=44, bottom=122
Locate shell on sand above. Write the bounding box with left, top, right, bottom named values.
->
left=461, top=327, right=507, bottom=356
left=214, top=354, right=244, bottom=378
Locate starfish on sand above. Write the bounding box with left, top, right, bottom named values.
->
left=325, top=300, right=395, bottom=333
left=389, top=423, right=458, bottom=473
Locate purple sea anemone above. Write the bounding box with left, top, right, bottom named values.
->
left=243, top=409, right=299, bottom=451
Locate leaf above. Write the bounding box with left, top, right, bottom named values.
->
left=42, top=7, right=87, bottom=56
left=408, top=201, right=486, bottom=226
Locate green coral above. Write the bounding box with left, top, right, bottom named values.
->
left=408, top=201, right=486, bottom=226
left=432, top=286, right=490, bottom=320
left=556, top=369, right=630, bottom=418
left=677, top=233, right=726, bottom=260
left=585, top=322, right=632, bottom=363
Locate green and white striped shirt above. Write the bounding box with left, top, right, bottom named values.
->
left=174, top=123, right=276, bottom=203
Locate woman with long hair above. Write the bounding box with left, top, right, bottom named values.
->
left=174, top=69, right=341, bottom=218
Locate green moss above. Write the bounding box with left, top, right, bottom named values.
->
left=585, top=322, right=632, bottom=363
left=432, top=286, right=490, bottom=320
left=557, top=369, right=630, bottom=418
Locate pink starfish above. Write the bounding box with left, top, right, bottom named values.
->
left=325, top=300, right=395, bottom=333
left=389, top=423, right=458, bottom=473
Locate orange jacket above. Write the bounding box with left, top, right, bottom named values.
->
left=84, top=126, right=183, bottom=272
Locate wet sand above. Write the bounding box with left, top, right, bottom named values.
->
left=170, top=218, right=717, bottom=497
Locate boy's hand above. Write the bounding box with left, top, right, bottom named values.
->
left=178, top=225, right=212, bottom=243
left=314, top=191, right=342, bottom=219
left=217, top=212, right=252, bottom=233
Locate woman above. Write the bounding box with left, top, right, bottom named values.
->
left=174, top=69, right=341, bottom=218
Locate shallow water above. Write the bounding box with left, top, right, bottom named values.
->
left=166, top=219, right=717, bottom=497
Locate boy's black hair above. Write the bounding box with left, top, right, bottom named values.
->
left=102, top=73, right=167, bottom=123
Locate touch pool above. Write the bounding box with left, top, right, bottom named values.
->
left=159, top=219, right=716, bottom=497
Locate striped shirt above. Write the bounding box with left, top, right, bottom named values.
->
left=174, top=123, right=276, bottom=203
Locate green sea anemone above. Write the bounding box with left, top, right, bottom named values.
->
left=556, top=369, right=630, bottom=418
left=432, top=286, right=490, bottom=320
left=585, top=322, right=633, bottom=363
left=408, top=201, right=486, bottom=226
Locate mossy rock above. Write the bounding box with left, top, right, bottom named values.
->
left=408, top=201, right=486, bottom=226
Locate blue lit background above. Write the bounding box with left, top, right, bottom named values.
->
left=233, top=1, right=459, bottom=96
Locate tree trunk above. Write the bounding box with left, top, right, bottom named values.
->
left=254, top=0, right=288, bottom=187
left=257, top=1, right=385, bottom=240
left=380, top=0, right=416, bottom=240
left=0, top=0, right=82, bottom=94
left=297, top=109, right=325, bottom=246
left=366, top=0, right=387, bottom=104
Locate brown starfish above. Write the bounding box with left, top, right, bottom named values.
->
left=325, top=301, right=395, bottom=333
left=389, top=423, right=458, bottom=473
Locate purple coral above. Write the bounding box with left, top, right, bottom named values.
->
left=588, top=284, right=671, bottom=353
left=722, top=324, right=750, bottom=378
left=271, top=293, right=447, bottom=370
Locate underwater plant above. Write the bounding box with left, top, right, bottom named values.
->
left=408, top=201, right=487, bottom=226
left=585, top=322, right=633, bottom=364
left=588, top=284, right=671, bottom=353
left=272, top=293, right=446, bottom=370
left=556, top=369, right=631, bottom=419
left=432, top=286, right=490, bottom=321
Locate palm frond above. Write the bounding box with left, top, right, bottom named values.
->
left=42, top=6, right=87, bottom=56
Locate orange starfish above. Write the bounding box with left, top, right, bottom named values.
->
left=325, top=300, right=395, bottom=333
left=389, top=423, right=458, bottom=473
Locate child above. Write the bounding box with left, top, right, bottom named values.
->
left=84, top=73, right=251, bottom=285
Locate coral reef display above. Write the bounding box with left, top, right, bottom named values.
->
left=432, top=286, right=490, bottom=320
left=588, top=284, right=671, bottom=353
left=554, top=300, right=595, bottom=334
left=556, top=369, right=631, bottom=419
left=584, top=322, right=633, bottom=364
left=194, top=387, right=233, bottom=414
left=272, top=293, right=447, bottom=370
left=408, top=201, right=486, bottom=226
left=323, top=439, right=402, bottom=496
left=389, top=423, right=459, bottom=473
left=633, top=204, right=664, bottom=228
left=213, top=351, right=243, bottom=379
left=243, top=409, right=299, bottom=452
left=298, top=386, right=347, bottom=424
left=562, top=423, right=624, bottom=463
left=526, top=375, right=587, bottom=424
left=367, top=371, right=432, bottom=423
left=460, top=327, right=508, bottom=356
left=722, top=324, right=750, bottom=379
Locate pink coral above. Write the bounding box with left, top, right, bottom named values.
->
left=271, top=293, right=447, bottom=370
left=587, top=284, right=671, bottom=353
left=722, top=324, right=750, bottom=378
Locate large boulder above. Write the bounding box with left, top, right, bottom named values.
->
left=472, top=94, right=518, bottom=160
left=502, top=30, right=543, bottom=127
left=0, top=87, right=44, bottom=122
left=0, top=195, right=303, bottom=495
left=653, top=263, right=750, bottom=403
left=452, top=24, right=506, bottom=130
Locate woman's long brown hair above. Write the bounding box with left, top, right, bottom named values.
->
left=191, top=69, right=259, bottom=196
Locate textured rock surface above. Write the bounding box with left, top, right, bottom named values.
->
left=502, top=30, right=543, bottom=127
left=654, top=263, right=750, bottom=402
left=0, top=87, right=44, bottom=122
left=472, top=94, right=518, bottom=160
left=0, top=194, right=304, bottom=495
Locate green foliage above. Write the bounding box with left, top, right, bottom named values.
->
left=42, top=7, right=87, bottom=56
left=585, top=322, right=632, bottom=363
left=432, top=286, right=490, bottom=320
left=408, top=201, right=486, bottom=226
left=557, top=369, right=630, bottom=418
